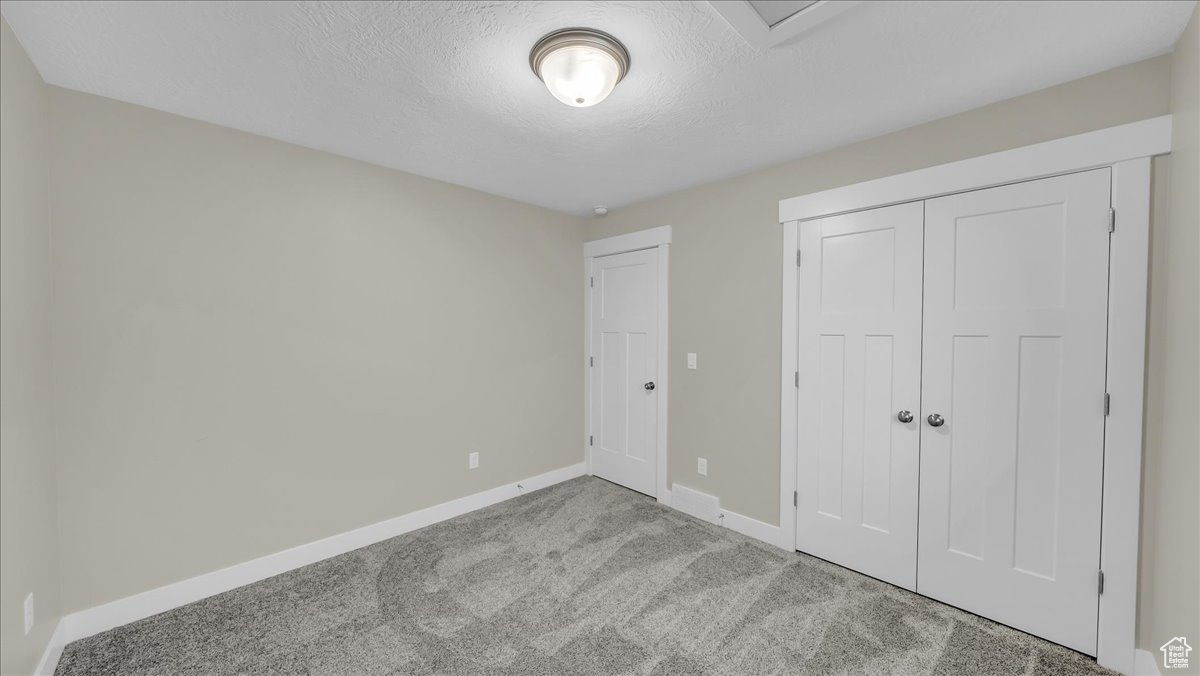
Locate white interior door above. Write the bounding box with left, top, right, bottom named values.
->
left=917, top=169, right=1111, bottom=655
left=590, top=248, right=659, bottom=496
left=795, top=201, right=924, bottom=590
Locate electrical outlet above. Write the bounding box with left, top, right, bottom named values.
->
left=469, top=452, right=479, bottom=469
left=23, top=592, right=33, bottom=635
left=697, top=458, right=707, bottom=476
left=687, top=353, right=697, bottom=370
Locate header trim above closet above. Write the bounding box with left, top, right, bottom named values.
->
left=778, top=114, right=1171, bottom=224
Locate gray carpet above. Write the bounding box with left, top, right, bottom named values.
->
left=57, top=476, right=1113, bottom=675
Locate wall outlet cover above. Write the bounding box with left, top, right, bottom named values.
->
left=697, top=458, right=708, bottom=476
left=469, top=452, right=479, bottom=469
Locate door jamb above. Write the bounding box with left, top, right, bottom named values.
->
left=778, top=116, right=1170, bottom=674
left=584, top=225, right=671, bottom=504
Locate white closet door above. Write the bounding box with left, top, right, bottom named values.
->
left=796, top=201, right=924, bottom=590
left=917, top=169, right=1111, bottom=655
left=590, top=248, right=659, bottom=496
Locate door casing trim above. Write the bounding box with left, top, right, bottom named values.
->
left=778, top=116, right=1170, bottom=674
left=584, top=226, right=671, bottom=504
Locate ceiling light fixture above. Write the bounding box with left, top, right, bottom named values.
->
left=530, top=28, right=630, bottom=108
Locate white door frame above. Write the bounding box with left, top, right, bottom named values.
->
left=778, top=115, right=1171, bottom=675
left=584, top=225, right=671, bottom=503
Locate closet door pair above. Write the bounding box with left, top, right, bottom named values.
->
left=795, top=168, right=1111, bottom=655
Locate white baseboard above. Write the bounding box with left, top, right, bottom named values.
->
left=671, top=483, right=722, bottom=524
left=35, top=462, right=586, bottom=676
left=720, top=508, right=786, bottom=550
left=657, top=483, right=785, bottom=551
left=34, top=620, right=69, bottom=676
left=1134, top=649, right=1162, bottom=676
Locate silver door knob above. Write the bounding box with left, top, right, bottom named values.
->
left=927, top=413, right=945, bottom=427
left=897, top=410, right=914, bottom=423
left=644, top=382, right=655, bottom=391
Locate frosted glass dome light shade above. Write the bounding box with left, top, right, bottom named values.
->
left=530, top=29, right=630, bottom=108
left=539, top=45, right=620, bottom=107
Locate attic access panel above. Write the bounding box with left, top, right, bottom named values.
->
left=748, top=0, right=820, bottom=27
left=710, top=0, right=861, bottom=49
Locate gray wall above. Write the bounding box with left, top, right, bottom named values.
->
left=1140, top=4, right=1200, bottom=659
left=583, top=52, right=1192, bottom=652
left=0, top=18, right=61, bottom=676
left=2, top=7, right=1195, bottom=671
left=46, top=86, right=585, bottom=614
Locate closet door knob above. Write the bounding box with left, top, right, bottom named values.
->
left=927, top=413, right=945, bottom=427
left=897, top=410, right=914, bottom=423
left=644, top=382, right=656, bottom=391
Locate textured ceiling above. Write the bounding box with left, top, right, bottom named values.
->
left=2, top=1, right=1194, bottom=215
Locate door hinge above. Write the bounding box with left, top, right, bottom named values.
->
left=793, top=490, right=798, bottom=507
left=1098, top=570, right=1105, bottom=595
left=1108, top=208, right=1116, bottom=233
left=590, top=356, right=593, bottom=367
left=589, top=435, right=593, bottom=446
left=797, top=250, right=802, bottom=267
left=794, top=371, right=799, bottom=388
left=1104, top=393, right=1111, bottom=416
left=590, top=276, right=594, bottom=288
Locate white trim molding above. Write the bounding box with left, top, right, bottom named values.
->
left=720, top=508, right=783, bottom=546
left=583, top=224, right=671, bottom=258
left=660, top=483, right=783, bottom=548
left=1097, top=157, right=1153, bottom=676
left=34, top=621, right=69, bottom=676
left=779, top=221, right=800, bottom=553
left=709, top=1, right=862, bottom=50
left=779, top=115, right=1172, bottom=224
left=778, top=116, right=1170, bottom=674
left=34, top=462, right=586, bottom=676
left=583, top=226, right=671, bottom=504
left=655, top=243, right=670, bottom=504
left=1134, top=649, right=1162, bottom=676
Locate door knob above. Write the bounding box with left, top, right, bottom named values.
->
left=927, top=413, right=945, bottom=427
left=644, top=382, right=656, bottom=391
left=897, top=410, right=914, bottom=423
